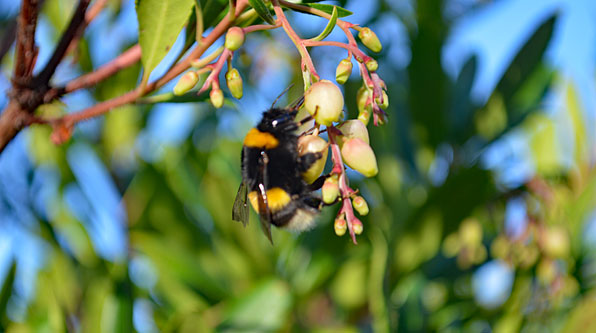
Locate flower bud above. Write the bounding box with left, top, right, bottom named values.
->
left=365, top=58, right=378, bottom=72
left=173, top=71, right=199, bottom=96
left=352, top=219, right=363, bottom=235
left=358, top=109, right=371, bottom=126
left=225, top=68, right=243, bottom=99
left=298, top=135, right=328, bottom=184
left=210, top=88, right=224, bottom=108
left=304, top=80, right=345, bottom=126
left=358, top=27, right=382, bottom=53
left=224, top=27, right=245, bottom=51
left=340, top=138, right=378, bottom=177
left=376, top=90, right=389, bottom=110
left=335, top=58, right=353, bottom=84
left=322, top=176, right=339, bottom=204
left=352, top=196, right=369, bottom=216
left=356, top=86, right=372, bottom=126
left=337, top=119, right=369, bottom=145
left=334, top=216, right=347, bottom=236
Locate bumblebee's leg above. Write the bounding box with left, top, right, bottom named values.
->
left=308, top=174, right=328, bottom=191
left=298, top=152, right=323, bottom=173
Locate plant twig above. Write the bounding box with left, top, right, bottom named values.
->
left=56, top=0, right=249, bottom=126
left=64, top=44, right=142, bottom=93
left=14, top=0, right=40, bottom=79
left=37, top=0, right=91, bottom=84
left=271, top=0, right=319, bottom=81
left=328, top=128, right=359, bottom=244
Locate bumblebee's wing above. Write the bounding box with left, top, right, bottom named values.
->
left=232, top=181, right=249, bottom=227
left=257, top=151, right=274, bottom=244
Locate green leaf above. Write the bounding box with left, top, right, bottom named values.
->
left=300, top=3, right=352, bottom=18
left=310, top=6, right=338, bottom=41
left=218, top=279, right=292, bottom=332
left=136, top=0, right=196, bottom=85
left=0, top=261, right=16, bottom=327
left=248, top=0, right=275, bottom=25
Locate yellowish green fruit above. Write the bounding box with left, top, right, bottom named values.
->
left=377, top=90, right=389, bottom=109
left=358, top=27, right=382, bottom=52
left=210, top=88, right=224, bottom=108
left=225, top=26, right=245, bottom=51
left=225, top=68, right=243, bottom=99
left=365, top=58, right=378, bottom=72
left=304, top=80, right=344, bottom=126
left=335, top=58, right=353, bottom=84
left=334, top=217, right=347, bottom=236
left=297, top=135, right=328, bottom=184
left=352, top=196, right=369, bottom=216
left=337, top=119, right=369, bottom=145
left=352, top=219, right=363, bottom=235
left=356, top=86, right=372, bottom=125
left=173, top=71, right=199, bottom=96
left=322, top=176, right=340, bottom=204
left=341, top=138, right=378, bottom=177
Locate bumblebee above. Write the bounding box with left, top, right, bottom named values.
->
left=232, top=100, right=326, bottom=243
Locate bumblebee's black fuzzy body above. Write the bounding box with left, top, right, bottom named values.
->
left=233, top=107, right=322, bottom=240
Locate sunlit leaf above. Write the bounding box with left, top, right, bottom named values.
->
left=248, top=0, right=275, bottom=25
left=298, top=3, right=353, bottom=18
left=136, top=0, right=195, bottom=85
left=310, top=6, right=338, bottom=41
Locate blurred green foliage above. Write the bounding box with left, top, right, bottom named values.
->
left=1, top=0, right=596, bottom=332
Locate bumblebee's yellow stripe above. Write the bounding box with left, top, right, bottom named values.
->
left=243, top=128, right=279, bottom=149
left=248, top=187, right=291, bottom=213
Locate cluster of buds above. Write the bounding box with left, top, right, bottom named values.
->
left=173, top=26, right=247, bottom=107
left=173, top=0, right=388, bottom=243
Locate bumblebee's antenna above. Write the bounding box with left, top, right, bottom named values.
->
left=270, top=84, right=295, bottom=109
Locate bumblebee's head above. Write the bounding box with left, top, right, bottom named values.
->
left=257, top=108, right=298, bottom=135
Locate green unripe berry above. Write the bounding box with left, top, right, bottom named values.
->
left=365, top=58, right=378, bottom=72
left=352, top=196, right=369, bottom=216
left=225, top=27, right=245, bottom=51
left=337, top=119, right=370, bottom=145
left=173, top=71, right=199, bottom=96
left=335, top=58, right=353, bottom=84
left=322, top=176, right=340, bottom=204
left=341, top=138, right=378, bottom=177
left=225, top=68, right=243, bottom=99
left=352, top=219, right=363, bottom=235
left=334, top=216, right=347, bottom=236
left=358, top=27, right=382, bottom=53
left=298, top=135, right=328, bottom=184
left=304, top=80, right=345, bottom=126
left=210, top=88, right=224, bottom=108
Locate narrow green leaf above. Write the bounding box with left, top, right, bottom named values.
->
left=248, top=0, right=275, bottom=24
left=136, top=0, right=196, bottom=85
left=0, top=261, right=16, bottom=327
left=311, top=6, right=338, bottom=41
left=300, top=3, right=352, bottom=17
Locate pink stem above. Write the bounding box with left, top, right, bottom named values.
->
left=328, top=127, right=358, bottom=244
left=271, top=0, right=319, bottom=81
left=199, top=48, right=232, bottom=93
